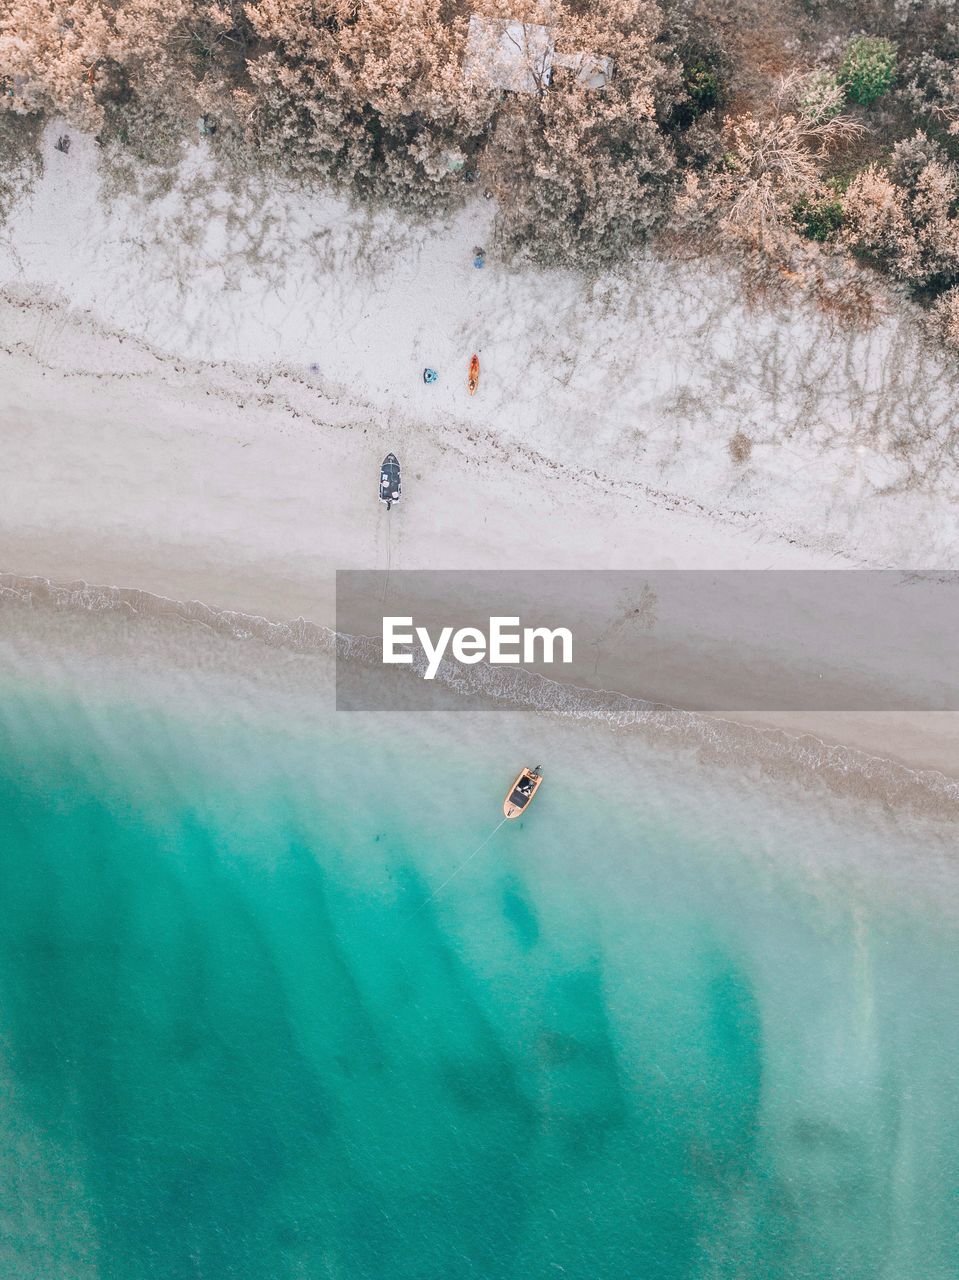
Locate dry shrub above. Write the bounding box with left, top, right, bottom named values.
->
left=676, top=70, right=865, bottom=264
left=240, top=0, right=500, bottom=209
left=0, top=0, right=686, bottom=257
left=728, top=429, right=753, bottom=462
left=927, top=284, right=959, bottom=351
left=697, top=72, right=863, bottom=257
left=808, top=267, right=885, bottom=329
left=1, top=0, right=114, bottom=129
left=484, top=0, right=683, bottom=266
left=841, top=132, right=959, bottom=289
left=0, top=0, right=194, bottom=130
left=734, top=249, right=803, bottom=309
left=0, top=108, right=43, bottom=224
left=4, top=0, right=956, bottom=313
left=903, top=49, right=959, bottom=136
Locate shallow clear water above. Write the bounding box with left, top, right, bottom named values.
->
left=1, top=615, right=957, bottom=1279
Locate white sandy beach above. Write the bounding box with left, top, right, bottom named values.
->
left=2, top=125, right=959, bottom=785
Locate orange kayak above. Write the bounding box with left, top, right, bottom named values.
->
left=468, top=353, right=480, bottom=395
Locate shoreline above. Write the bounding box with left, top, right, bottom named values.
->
left=3, top=572, right=958, bottom=821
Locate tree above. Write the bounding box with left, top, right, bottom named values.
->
left=701, top=72, right=861, bottom=255
left=486, top=0, right=682, bottom=267
left=842, top=133, right=959, bottom=290
left=0, top=0, right=113, bottom=128
left=928, top=285, right=959, bottom=352
left=240, top=0, right=499, bottom=209
left=903, top=49, right=959, bottom=138
left=0, top=0, right=194, bottom=138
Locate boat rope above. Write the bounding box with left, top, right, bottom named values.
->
left=395, top=816, right=509, bottom=930
left=381, top=508, right=392, bottom=605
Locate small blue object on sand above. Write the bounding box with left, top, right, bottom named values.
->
left=423, top=367, right=438, bottom=384
left=473, top=248, right=486, bottom=269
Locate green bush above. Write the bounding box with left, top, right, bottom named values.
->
left=800, top=69, right=843, bottom=123
left=683, top=58, right=723, bottom=116
left=793, top=195, right=845, bottom=240
left=838, top=36, right=897, bottom=106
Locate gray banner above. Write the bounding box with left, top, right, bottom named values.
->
left=335, top=570, right=959, bottom=712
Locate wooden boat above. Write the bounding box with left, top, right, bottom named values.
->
left=503, top=765, right=543, bottom=819
left=379, top=453, right=401, bottom=509
left=467, top=353, right=480, bottom=395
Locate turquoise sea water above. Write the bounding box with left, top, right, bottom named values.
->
left=1, top=614, right=958, bottom=1279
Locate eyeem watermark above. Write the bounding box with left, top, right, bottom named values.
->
left=383, top=615, right=573, bottom=680
left=336, top=569, right=959, bottom=712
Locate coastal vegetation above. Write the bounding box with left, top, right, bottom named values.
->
left=3, top=0, right=959, bottom=349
